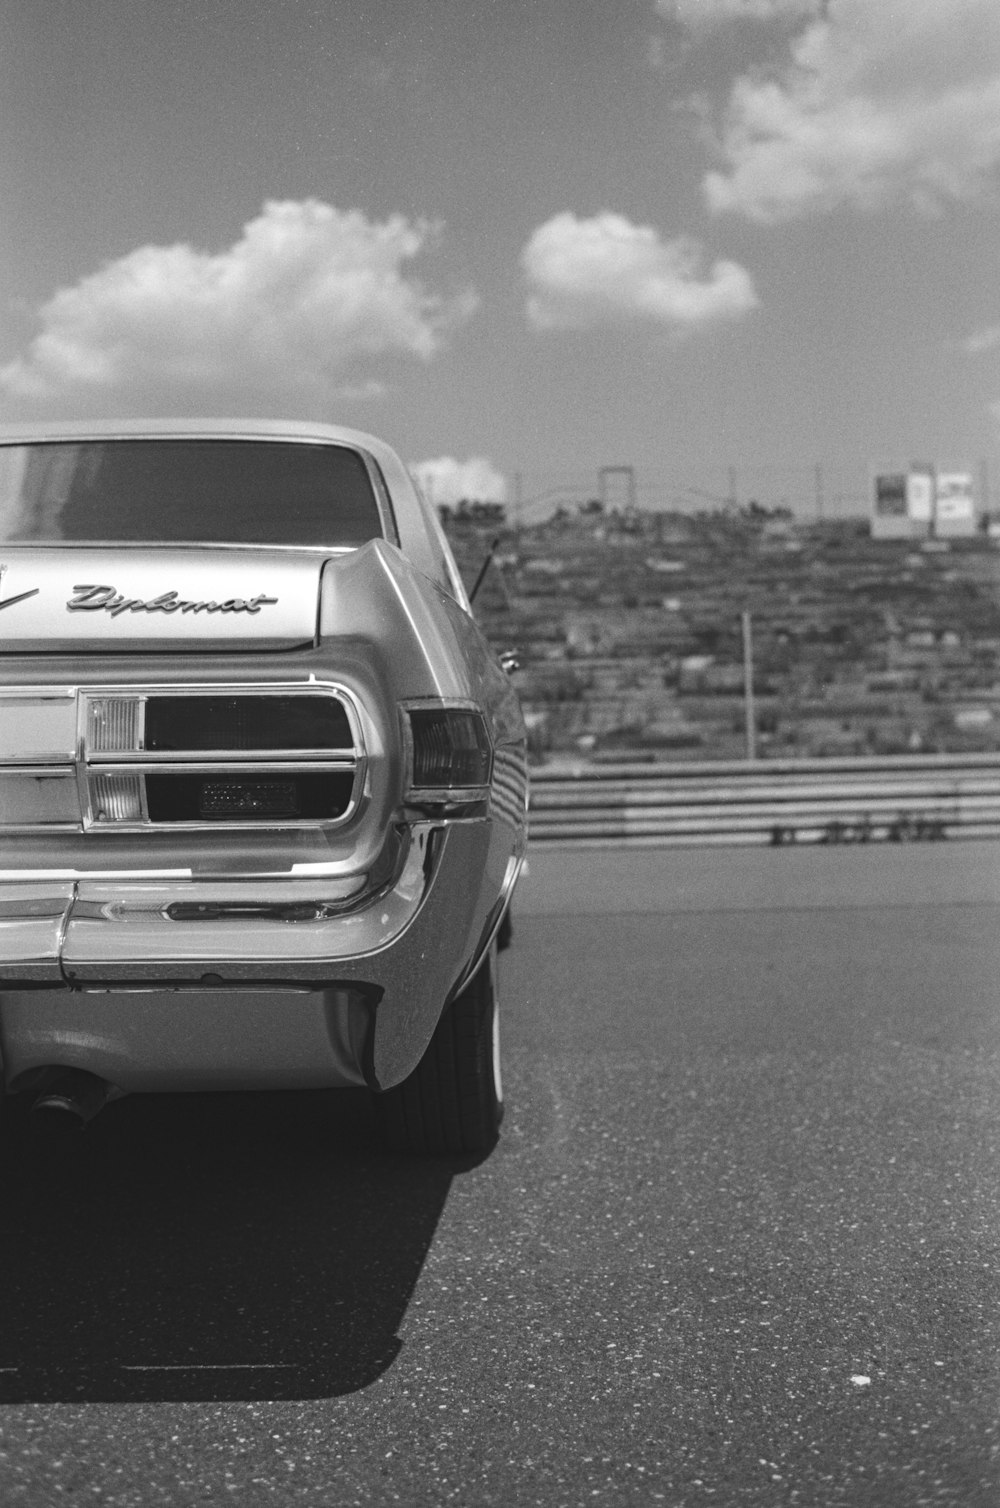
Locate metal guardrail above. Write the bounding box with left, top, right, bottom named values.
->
left=527, top=753, right=1000, bottom=846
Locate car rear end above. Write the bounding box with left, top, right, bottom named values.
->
left=0, top=424, right=527, bottom=1121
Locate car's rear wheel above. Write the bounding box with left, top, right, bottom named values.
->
left=374, top=943, right=503, bottom=1155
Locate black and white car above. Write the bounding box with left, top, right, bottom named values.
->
left=0, top=420, right=527, bottom=1154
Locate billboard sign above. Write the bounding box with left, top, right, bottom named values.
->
left=906, top=463, right=935, bottom=523
left=874, top=473, right=907, bottom=516
left=871, top=462, right=978, bottom=538
left=935, top=471, right=975, bottom=521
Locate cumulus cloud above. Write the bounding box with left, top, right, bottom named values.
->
left=521, top=212, right=757, bottom=333
left=0, top=199, right=476, bottom=407
left=965, top=323, right=1000, bottom=354
left=659, top=0, right=820, bottom=30
left=409, top=456, right=507, bottom=506
left=702, top=0, right=1000, bottom=221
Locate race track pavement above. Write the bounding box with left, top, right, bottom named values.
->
left=0, top=841, right=998, bottom=1504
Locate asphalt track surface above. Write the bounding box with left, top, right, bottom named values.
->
left=0, top=842, right=999, bottom=1505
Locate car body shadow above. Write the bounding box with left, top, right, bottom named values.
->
left=0, top=1087, right=466, bottom=1403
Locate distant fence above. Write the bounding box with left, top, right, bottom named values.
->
left=505, top=462, right=874, bottom=521
left=527, top=753, right=1000, bottom=846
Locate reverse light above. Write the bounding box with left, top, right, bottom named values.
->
left=406, top=708, right=492, bottom=793
left=90, top=773, right=144, bottom=823
left=87, top=697, right=141, bottom=753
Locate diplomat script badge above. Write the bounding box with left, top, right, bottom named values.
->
left=66, top=585, right=280, bottom=616
left=0, top=564, right=40, bottom=611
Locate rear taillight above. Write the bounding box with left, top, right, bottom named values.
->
left=144, top=695, right=352, bottom=753
left=74, top=685, right=361, bottom=830
left=406, top=708, right=492, bottom=794
left=144, top=771, right=354, bottom=823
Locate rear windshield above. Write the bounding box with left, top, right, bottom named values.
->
left=0, top=439, right=385, bottom=547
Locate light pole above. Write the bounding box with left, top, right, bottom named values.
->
left=742, top=610, right=757, bottom=761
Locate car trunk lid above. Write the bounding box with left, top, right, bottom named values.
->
left=0, top=547, right=326, bottom=652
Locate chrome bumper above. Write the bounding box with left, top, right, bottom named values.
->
left=0, top=819, right=522, bottom=1089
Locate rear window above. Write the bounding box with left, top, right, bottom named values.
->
left=0, top=439, right=385, bottom=548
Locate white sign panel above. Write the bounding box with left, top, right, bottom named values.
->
left=936, top=472, right=975, bottom=521
left=906, top=468, right=934, bottom=522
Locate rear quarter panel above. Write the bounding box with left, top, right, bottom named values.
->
left=318, top=538, right=526, bottom=758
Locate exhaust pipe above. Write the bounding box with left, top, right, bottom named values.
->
left=31, top=1068, right=111, bottom=1131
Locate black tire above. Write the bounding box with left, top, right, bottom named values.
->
left=374, top=944, right=503, bottom=1155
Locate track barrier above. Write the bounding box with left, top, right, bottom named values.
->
left=528, top=753, right=1000, bottom=846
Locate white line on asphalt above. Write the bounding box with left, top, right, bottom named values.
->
left=122, top=1364, right=295, bottom=1371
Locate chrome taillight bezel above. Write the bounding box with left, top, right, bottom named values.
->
left=76, top=681, right=365, bottom=832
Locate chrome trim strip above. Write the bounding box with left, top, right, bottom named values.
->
left=357, top=449, right=401, bottom=548
left=0, top=828, right=80, bottom=836
left=87, top=759, right=358, bottom=775
left=68, top=872, right=371, bottom=923
left=0, top=764, right=74, bottom=777
left=0, top=896, right=73, bottom=919
left=407, top=784, right=491, bottom=803
left=0, top=542, right=357, bottom=555
left=448, top=849, right=525, bottom=1000
left=86, top=748, right=356, bottom=764
left=0, top=851, right=391, bottom=883
left=0, top=867, right=196, bottom=881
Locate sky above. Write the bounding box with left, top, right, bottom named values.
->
left=3, top=0, right=1000, bottom=511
